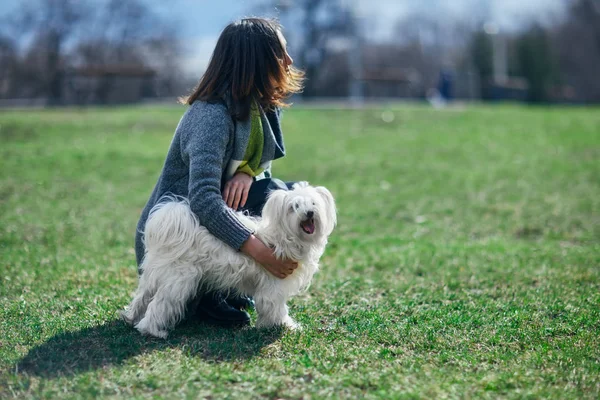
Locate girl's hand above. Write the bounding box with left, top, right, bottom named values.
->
left=223, top=172, right=253, bottom=210
left=241, top=235, right=298, bottom=279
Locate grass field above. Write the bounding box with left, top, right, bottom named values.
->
left=0, top=103, right=599, bottom=399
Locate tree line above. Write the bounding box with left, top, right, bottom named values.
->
left=0, top=0, right=181, bottom=105
left=0, top=0, right=598, bottom=104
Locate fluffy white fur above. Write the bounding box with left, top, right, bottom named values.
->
left=122, top=182, right=336, bottom=338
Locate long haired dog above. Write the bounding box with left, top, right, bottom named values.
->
left=122, top=182, right=336, bottom=338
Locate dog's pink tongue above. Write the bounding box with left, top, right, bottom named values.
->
left=302, top=220, right=315, bottom=234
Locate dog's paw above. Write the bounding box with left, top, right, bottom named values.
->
left=137, top=326, right=169, bottom=339
left=282, top=316, right=301, bottom=331
left=120, top=309, right=137, bottom=326
left=135, top=319, right=169, bottom=339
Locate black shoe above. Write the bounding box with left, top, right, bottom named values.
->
left=195, top=291, right=250, bottom=327
left=226, top=294, right=255, bottom=311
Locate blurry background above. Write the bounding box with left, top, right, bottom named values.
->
left=0, top=0, right=598, bottom=107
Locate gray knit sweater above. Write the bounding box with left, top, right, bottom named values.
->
left=135, top=100, right=285, bottom=264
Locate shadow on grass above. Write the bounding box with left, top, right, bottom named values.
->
left=17, top=317, right=284, bottom=378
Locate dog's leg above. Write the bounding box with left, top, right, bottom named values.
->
left=254, top=294, right=298, bottom=330
left=121, top=286, right=152, bottom=326
left=121, top=265, right=158, bottom=326
left=121, top=258, right=161, bottom=326
left=134, top=268, right=200, bottom=339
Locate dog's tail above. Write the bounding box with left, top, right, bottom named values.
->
left=142, top=195, right=199, bottom=261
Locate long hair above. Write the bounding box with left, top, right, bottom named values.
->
left=183, top=18, right=304, bottom=120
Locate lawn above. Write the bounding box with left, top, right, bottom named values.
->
left=0, top=103, right=599, bottom=399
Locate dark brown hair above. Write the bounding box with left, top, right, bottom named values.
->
left=182, top=18, right=304, bottom=120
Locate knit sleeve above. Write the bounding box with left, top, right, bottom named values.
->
left=179, top=103, right=253, bottom=250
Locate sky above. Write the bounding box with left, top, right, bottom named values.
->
left=0, top=0, right=568, bottom=77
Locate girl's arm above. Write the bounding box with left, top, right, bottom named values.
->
left=241, top=235, right=298, bottom=279
left=180, top=103, right=252, bottom=250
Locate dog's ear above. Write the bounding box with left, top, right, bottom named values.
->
left=315, top=186, right=337, bottom=235
left=261, top=189, right=288, bottom=225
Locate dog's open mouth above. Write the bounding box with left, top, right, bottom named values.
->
left=300, top=218, right=315, bottom=234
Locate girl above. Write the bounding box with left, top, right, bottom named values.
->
left=134, top=18, right=304, bottom=326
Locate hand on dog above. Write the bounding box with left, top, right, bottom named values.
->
left=223, top=172, right=253, bottom=210
left=241, top=235, right=298, bottom=279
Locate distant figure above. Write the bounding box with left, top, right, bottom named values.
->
left=438, top=68, right=454, bottom=101
left=427, top=68, right=455, bottom=108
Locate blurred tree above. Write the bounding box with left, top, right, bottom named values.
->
left=72, top=0, right=181, bottom=102
left=0, top=35, right=18, bottom=98
left=550, top=0, right=600, bottom=102
left=74, top=0, right=166, bottom=65
left=515, top=25, right=556, bottom=103
left=262, top=0, right=356, bottom=98
left=1, top=0, right=182, bottom=104
left=394, top=15, right=469, bottom=91
left=470, top=31, right=493, bottom=98
left=570, top=0, right=600, bottom=52
left=8, top=0, right=87, bottom=104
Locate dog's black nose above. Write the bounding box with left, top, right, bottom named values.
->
left=306, top=211, right=314, bottom=219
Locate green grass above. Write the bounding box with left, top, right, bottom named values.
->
left=0, top=103, right=599, bottom=399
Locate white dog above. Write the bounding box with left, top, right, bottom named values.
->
left=122, top=182, right=336, bottom=338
